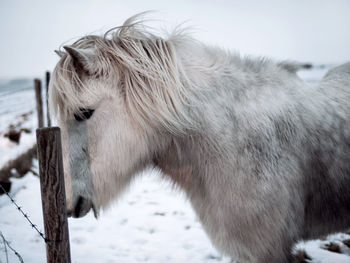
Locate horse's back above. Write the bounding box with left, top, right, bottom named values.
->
left=316, top=62, right=350, bottom=112
left=320, top=62, right=350, bottom=95
left=324, top=62, right=350, bottom=80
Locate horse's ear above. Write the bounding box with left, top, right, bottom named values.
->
left=63, top=46, right=95, bottom=74
left=55, top=50, right=65, bottom=58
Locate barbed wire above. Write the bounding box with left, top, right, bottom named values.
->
left=0, top=183, right=47, bottom=241
left=0, top=230, right=23, bottom=263
left=1, top=229, right=9, bottom=263
left=0, top=182, right=68, bottom=261
left=1, top=228, right=9, bottom=263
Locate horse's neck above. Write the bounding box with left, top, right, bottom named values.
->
left=153, top=135, right=209, bottom=192
left=157, top=40, right=299, bottom=189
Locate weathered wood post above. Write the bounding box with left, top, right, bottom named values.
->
left=36, top=127, right=71, bottom=263
left=34, top=79, right=44, bottom=128
left=45, top=71, right=51, bottom=127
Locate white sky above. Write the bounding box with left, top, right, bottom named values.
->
left=0, top=0, right=349, bottom=78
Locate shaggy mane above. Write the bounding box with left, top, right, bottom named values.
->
left=50, top=13, right=198, bottom=133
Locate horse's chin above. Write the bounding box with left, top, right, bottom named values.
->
left=67, top=196, right=99, bottom=219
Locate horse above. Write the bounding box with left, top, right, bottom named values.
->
left=49, top=14, right=350, bottom=263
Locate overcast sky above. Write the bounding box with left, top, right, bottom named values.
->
left=0, top=0, right=349, bottom=78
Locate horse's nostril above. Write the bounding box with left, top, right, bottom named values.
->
left=67, top=209, right=72, bottom=217
left=71, top=196, right=93, bottom=218
left=74, top=196, right=84, bottom=218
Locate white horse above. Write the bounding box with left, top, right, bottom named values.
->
left=49, top=14, right=350, bottom=263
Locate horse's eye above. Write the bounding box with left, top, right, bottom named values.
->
left=74, top=108, right=94, bottom=121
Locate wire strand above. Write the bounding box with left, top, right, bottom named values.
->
left=0, top=231, right=23, bottom=263
left=0, top=182, right=68, bottom=261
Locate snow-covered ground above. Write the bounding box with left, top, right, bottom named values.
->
left=1, top=66, right=350, bottom=263
left=0, top=78, right=37, bottom=168
left=0, top=170, right=232, bottom=263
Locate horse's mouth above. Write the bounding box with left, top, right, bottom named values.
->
left=67, top=196, right=98, bottom=218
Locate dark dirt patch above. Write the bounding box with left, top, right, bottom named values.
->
left=0, top=145, right=36, bottom=182
left=294, top=249, right=312, bottom=263
left=324, top=242, right=341, bottom=253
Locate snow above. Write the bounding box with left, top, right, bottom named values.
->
left=0, top=78, right=38, bottom=168
left=295, top=235, right=350, bottom=263
left=0, top=171, right=231, bottom=263
left=2, top=166, right=350, bottom=263
left=0, top=132, right=36, bottom=169
left=297, top=65, right=332, bottom=86
left=0, top=79, right=36, bottom=130
left=1, top=67, right=350, bottom=262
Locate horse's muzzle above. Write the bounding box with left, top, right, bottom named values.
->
left=67, top=196, right=94, bottom=218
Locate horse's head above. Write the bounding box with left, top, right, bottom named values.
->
left=49, top=16, right=193, bottom=218
left=50, top=45, right=153, bottom=218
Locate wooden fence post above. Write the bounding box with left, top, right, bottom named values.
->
left=36, top=127, right=71, bottom=263
left=45, top=71, right=51, bottom=127
left=34, top=79, right=44, bottom=128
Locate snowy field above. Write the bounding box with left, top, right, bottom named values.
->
left=1, top=66, right=350, bottom=263
left=0, top=79, right=37, bottom=168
